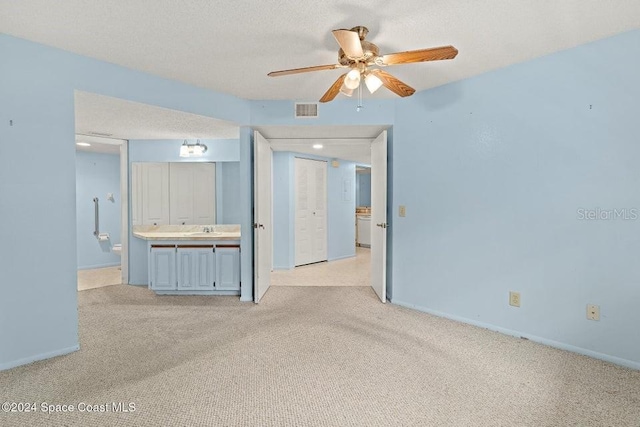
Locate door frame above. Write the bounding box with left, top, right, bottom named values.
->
left=120, top=141, right=129, bottom=285
left=251, top=127, right=391, bottom=302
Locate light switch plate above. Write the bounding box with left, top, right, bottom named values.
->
left=399, top=205, right=406, bottom=217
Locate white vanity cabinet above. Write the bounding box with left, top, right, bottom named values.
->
left=149, top=241, right=240, bottom=295
left=215, top=246, right=241, bottom=291
left=176, top=246, right=215, bottom=290
left=149, top=246, right=176, bottom=290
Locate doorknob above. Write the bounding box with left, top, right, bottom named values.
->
left=259, top=224, right=265, bottom=229
left=376, top=223, right=387, bottom=228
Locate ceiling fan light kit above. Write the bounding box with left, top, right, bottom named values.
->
left=364, top=72, right=383, bottom=94
left=344, top=69, right=361, bottom=90
left=268, top=26, right=458, bottom=108
left=340, top=84, right=354, bottom=97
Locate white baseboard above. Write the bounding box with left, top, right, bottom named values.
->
left=78, top=262, right=120, bottom=270
left=0, top=344, right=80, bottom=371
left=328, top=254, right=356, bottom=262
left=392, top=299, right=640, bottom=371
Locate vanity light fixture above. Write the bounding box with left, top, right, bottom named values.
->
left=179, top=139, right=208, bottom=157
left=76, top=142, right=91, bottom=147
left=313, top=144, right=323, bottom=150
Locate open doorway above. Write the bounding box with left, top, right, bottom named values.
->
left=252, top=126, right=388, bottom=302
left=74, top=134, right=126, bottom=291
left=74, top=90, right=242, bottom=293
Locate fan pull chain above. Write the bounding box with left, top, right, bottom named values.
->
left=356, top=82, right=363, bottom=112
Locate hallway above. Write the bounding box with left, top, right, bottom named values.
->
left=271, top=247, right=370, bottom=287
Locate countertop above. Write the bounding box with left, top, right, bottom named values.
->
left=133, top=224, right=240, bottom=241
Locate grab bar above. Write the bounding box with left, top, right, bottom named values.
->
left=93, top=197, right=100, bottom=238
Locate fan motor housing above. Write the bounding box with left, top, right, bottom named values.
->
left=338, top=41, right=380, bottom=66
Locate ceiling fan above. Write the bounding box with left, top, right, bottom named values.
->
left=268, top=26, right=458, bottom=103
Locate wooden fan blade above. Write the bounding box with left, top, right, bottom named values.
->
left=320, top=73, right=348, bottom=103
left=268, top=64, right=341, bottom=77
left=381, top=46, right=458, bottom=66
left=332, top=29, right=364, bottom=59
left=370, top=69, right=415, bottom=97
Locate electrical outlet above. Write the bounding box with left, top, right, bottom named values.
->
left=509, top=291, right=521, bottom=307
left=587, top=304, right=600, bottom=321
left=399, top=205, right=406, bottom=217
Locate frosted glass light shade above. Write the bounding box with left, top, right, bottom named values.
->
left=340, top=84, right=354, bottom=97
left=344, top=69, right=361, bottom=90
left=180, top=140, right=207, bottom=157
left=365, top=73, right=383, bottom=93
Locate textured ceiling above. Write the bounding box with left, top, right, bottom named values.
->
left=1, top=1, right=638, bottom=102
left=256, top=125, right=389, bottom=164
left=75, top=135, right=124, bottom=155
left=75, top=91, right=239, bottom=140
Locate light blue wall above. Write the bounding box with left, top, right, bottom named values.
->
left=128, top=139, right=241, bottom=285
left=250, top=99, right=395, bottom=127
left=3, top=28, right=640, bottom=372
left=0, top=33, right=249, bottom=370
left=356, top=172, right=371, bottom=207
left=128, top=139, right=240, bottom=163
left=272, top=152, right=356, bottom=269
left=220, top=162, right=242, bottom=224
left=75, top=151, right=121, bottom=269
left=390, top=30, right=640, bottom=369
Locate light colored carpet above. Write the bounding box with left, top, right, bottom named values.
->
left=272, top=247, right=370, bottom=287
left=77, top=266, right=122, bottom=291
left=1, top=285, right=639, bottom=426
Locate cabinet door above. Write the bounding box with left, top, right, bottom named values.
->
left=150, top=247, right=176, bottom=290
left=131, top=163, right=144, bottom=226
left=192, top=163, right=216, bottom=224
left=177, top=247, right=215, bottom=290
left=142, top=163, right=170, bottom=225
left=169, top=163, right=195, bottom=225
left=216, top=246, right=240, bottom=290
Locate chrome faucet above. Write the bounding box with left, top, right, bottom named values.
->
left=202, top=226, right=211, bottom=233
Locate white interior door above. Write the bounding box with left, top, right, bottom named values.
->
left=294, top=158, right=327, bottom=266
left=371, top=131, right=387, bottom=302
left=254, top=131, right=272, bottom=303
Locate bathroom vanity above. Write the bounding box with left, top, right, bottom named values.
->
left=133, top=225, right=240, bottom=295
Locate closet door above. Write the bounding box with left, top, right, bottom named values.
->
left=131, top=163, right=143, bottom=226
left=294, top=158, right=327, bottom=266
left=169, top=162, right=216, bottom=225
left=192, top=163, right=216, bottom=224
left=169, top=163, right=195, bottom=225
left=141, top=163, right=170, bottom=226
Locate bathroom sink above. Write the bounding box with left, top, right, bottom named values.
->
left=182, top=231, right=222, bottom=237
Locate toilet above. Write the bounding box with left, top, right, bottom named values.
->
left=112, top=244, right=122, bottom=256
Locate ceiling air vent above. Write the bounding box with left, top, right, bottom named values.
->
left=295, top=103, right=319, bottom=118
